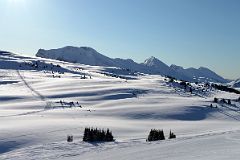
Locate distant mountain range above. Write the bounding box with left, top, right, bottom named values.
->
left=36, top=46, right=228, bottom=83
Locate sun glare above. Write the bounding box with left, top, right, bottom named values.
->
left=8, top=0, right=26, bottom=4
left=7, top=0, right=27, bottom=8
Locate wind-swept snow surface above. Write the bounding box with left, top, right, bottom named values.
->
left=0, top=51, right=239, bottom=159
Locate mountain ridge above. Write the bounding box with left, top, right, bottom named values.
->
left=36, top=46, right=228, bottom=83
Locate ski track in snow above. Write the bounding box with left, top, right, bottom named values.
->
left=0, top=70, right=50, bottom=118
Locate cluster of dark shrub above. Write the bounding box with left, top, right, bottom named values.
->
left=166, top=76, right=196, bottom=94
left=147, top=129, right=165, bottom=141
left=147, top=129, right=176, bottom=142
left=212, top=84, right=240, bottom=94
left=67, top=128, right=177, bottom=143
left=214, top=98, right=232, bottom=105
left=19, top=61, right=65, bottom=77
left=59, top=100, right=82, bottom=108
left=179, top=81, right=193, bottom=93
left=83, top=128, right=114, bottom=142
left=169, top=130, right=176, bottom=139
left=67, top=135, right=73, bottom=142
left=167, top=76, right=176, bottom=83
left=49, top=100, right=82, bottom=110
left=180, top=81, right=187, bottom=89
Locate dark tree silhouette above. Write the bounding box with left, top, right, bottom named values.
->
left=67, top=135, right=73, bottom=142
left=169, top=130, right=176, bottom=139
left=83, top=127, right=114, bottom=142
left=212, top=84, right=240, bottom=94
left=147, top=129, right=165, bottom=141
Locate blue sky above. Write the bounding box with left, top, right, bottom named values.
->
left=0, top=0, right=239, bottom=79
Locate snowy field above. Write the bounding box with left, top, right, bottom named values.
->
left=0, top=51, right=240, bottom=159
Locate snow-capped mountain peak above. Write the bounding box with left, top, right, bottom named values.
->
left=170, top=64, right=184, bottom=71
left=143, top=56, right=167, bottom=67
left=36, top=46, right=228, bottom=83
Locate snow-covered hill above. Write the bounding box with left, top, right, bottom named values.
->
left=2, top=50, right=239, bottom=159
left=36, top=46, right=228, bottom=83
left=37, top=46, right=116, bottom=67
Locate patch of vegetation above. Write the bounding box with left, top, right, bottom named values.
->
left=180, top=81, right=187, bottom=89
left=169, top=130, right=176, bottom=139
left=83, top=128, right=114, bottom=142
left=67, top=135, right=73, bottom=142
left=212, top=84, right=240, bottom=94
left=147, top=129, right=165, bottom=141
left=166, top=76, right=176, bottom=83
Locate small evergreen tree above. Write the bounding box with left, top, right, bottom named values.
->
left=169, top=130, right=176, bottom=139
left=83, top=128, right=90, bottom=142
left=214, top=98, right=218, bottom=103
left=105, top=129, right=114, bottom=142
left=67, top=135, right=73, bottom=142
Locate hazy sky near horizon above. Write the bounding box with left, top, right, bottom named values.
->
left=0, top=0, right=239, bottom=79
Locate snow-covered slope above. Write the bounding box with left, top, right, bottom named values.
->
left=3, top=130, right=240, bottom=160
left=0, top=51, right=240, bottom=159
left=230, top=78, right=240, bottom=88
left=36, top=46, right=228, bottom=83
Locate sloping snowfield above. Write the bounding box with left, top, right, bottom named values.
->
left=0, top=51, right=240, bottom=159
